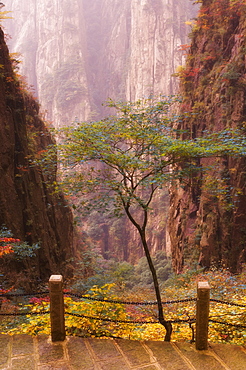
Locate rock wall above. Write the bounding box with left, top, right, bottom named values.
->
left=3, top=0, right=199, bottom=263
left=126, top=0, right=192, bottom=100
left=0, top=26, right=74, bottom=284
left=5, top=0, right=197, bottom=126
left=169, top=0, right=246, bottom=273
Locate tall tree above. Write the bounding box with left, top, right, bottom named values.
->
left=53, top=97, right=245, bottom=341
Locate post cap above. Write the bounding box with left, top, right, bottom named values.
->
left=197, top=281, right=210, bottom=289
left=49, top=275, right=63, bottom=282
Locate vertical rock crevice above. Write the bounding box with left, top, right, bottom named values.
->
left=0, top=27, right=74, bottom=285
left=3, top=0, right=198, bottom=262
left=169, top=0, right=246, bottom=273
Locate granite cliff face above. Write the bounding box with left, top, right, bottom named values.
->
left=169, top=0, right=246, bottom=273
left=3, top=1, right=246, bottom=273
left=0, top=27, right=74, bottom=285
left=3, top=0, right=198, bottom=262
left=5, top=0, right=197, bottom=126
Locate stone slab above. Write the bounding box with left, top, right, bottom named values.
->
left=67, top=337, right=96, bottom=370
left=0, top=334, right=245, bottom=370
left=146, top=341, right=192, bottom=369
left=37, top=335, right=64, bottom=363
left=210, top=343, right=246, bottom=370
left=99, top=357, right=130, bottom=370
left=136, top=366, right=159, bottom=370
left=38, top=364, right=70, bottom=370
left=12, top=334, right=34, bottom=356
left=116, top=339, right=152, bottom=367
left=176, top=342, right=226, bottom=370
left=0, top=334, right=10, bottom=369
left=87, top=338, right=121, bottom=361
left=11, top=356, right=36, bottom=370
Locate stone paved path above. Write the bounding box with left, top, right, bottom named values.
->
left=0, top=334, right=245, bottom=370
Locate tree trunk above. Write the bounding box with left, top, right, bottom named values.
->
left=139, top=228, right=172, bottom=341
left=124, top=204, right=172, bottom=341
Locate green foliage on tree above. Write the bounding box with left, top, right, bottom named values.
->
left=47, top=96, right=245, bottom=340
left=69, top=249, right=172, bottom=294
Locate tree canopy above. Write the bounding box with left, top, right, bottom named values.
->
left=56, top=97, right=245, bottom=215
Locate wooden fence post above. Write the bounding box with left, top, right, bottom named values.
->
left=196, top=281, right=210, bottom=350
left=49, top=275, right=66, bottom=342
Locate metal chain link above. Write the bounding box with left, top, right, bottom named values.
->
left=65, top=311, right=195, bottom=325
left=65, top=311, right=158, bottom=324
left=210, top=298, right=246, bottom=308
left=1, top=309, right=245, bottom=330
left=1, top=291, right=245, bottom=330
left=0, top=311, right=50, bottom=316
left=65, top=292, right=197, bottom=306
left=0, top=291, right=49, bottom=298
left=209, top=319, right=246, bottom=329
left=1, top=291, right=244, bottom=308
left=0, top=309, right=245, bottom=330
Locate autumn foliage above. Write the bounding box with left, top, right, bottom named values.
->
left=196, top=0, right=245, bottom=30
left=1, top=269, right=245, bottom=345
left=0, top=238, right=20, bottom=258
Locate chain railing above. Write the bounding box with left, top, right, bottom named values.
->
left=65, top=292, right=197, bottom=306
left=0, top=290, right=50, bottom=317
left=0, top=275, right=245, bottom=348
left=1, top=293, right=244, bottom=324
left=210, top=298, right=246, bottom=307
left=0, top=291, right=49, bottom=297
